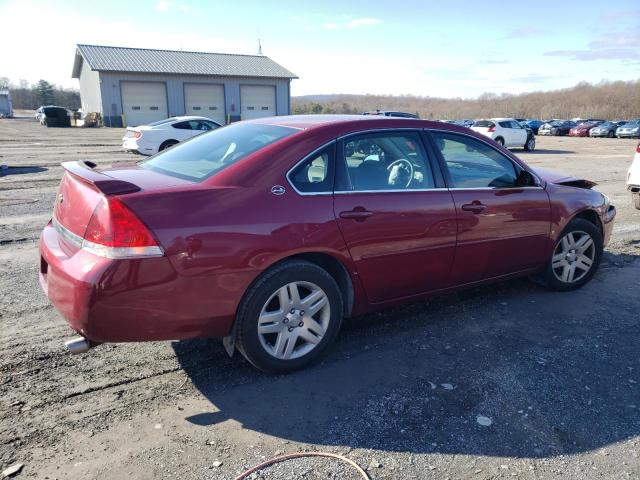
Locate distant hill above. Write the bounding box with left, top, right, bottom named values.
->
left=292, top=80, right=640, bottom=120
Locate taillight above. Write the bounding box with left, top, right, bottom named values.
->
left=82, top=198, right=163, bottom=258
left=636, top=142, right=640, bottom=154
left=133, top=131, right=142, bottom=139
left=488, top=126, right=495, bottom=132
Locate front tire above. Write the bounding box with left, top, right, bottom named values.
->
left=235, top=260, right=343, bottom=373
left=633, top=193, right=640, bottom=210
left=539, top=218, right=603, bottom=291
left=524, top=136, right=536, bottom=151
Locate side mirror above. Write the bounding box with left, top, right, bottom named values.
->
left=517, top=170, right=537, bottom=187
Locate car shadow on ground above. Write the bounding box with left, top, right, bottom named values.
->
left=519, top=149, right=574, bottom=155
left=173, top=252, right=640, bottom=458
left=0, top=166, right=47, bottom=176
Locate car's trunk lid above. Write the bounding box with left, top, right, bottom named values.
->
left=53, top=161, right=192, bottom=254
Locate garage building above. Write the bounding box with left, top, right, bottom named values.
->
left=72, top=44, right=297, bottom=127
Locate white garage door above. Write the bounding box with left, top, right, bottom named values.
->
left=121, top=82, right=168, bottom=126
left=184, top=84, right=225, bottom=124
left=240, top=85, right=276, bottom=120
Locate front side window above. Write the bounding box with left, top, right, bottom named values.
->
left=337, top=132, right=435, bottom=191
left=289, top=144, right=334, bottom=193
left=431, top=132, right=518, bottom=188
left=141, top=123, right=297, bottom=181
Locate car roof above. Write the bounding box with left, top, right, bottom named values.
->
left=245, top=114, right=432, bottom=130
left=170, top=116, right=215, bottom=122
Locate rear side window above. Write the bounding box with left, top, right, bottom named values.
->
left=289, top=144, right=335, bottom=193
left=141, top=123, right=297, bottom=182
left=431, top=132, right=518, bottom=188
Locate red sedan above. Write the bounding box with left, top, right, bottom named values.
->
left=568, top=122, right=601, bottom=137
left=40, top=116, right=616, bottom=372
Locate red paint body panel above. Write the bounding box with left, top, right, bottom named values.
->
left=38, top=116, right=616, bottom=344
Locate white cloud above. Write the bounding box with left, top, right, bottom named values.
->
left=156, top=0, right=171, bottom=12
left=323, top=17, right=382, bottom=30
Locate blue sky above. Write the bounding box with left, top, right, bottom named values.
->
left=1, top=0, right=638, bottom=97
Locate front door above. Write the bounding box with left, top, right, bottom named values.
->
left=428, top=130, right=551, bottom=285
left=334, top=130, right=457, bottom=303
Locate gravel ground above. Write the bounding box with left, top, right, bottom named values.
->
left=1, top=116, right=639, bottom=480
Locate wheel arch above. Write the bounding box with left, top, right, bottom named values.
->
left=571, top=208, right=603, bottom=237
left=159, top=139, right=179, bottom=150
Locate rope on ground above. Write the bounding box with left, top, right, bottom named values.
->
left=233, top=451, right=371, bottom=480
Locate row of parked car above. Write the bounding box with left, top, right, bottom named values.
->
left=439, top=117, right=640, bottom=138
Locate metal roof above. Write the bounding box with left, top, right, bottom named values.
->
left=72, top=44, right=297, bottom=79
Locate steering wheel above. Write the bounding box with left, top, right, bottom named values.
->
left=387, top=158, right=414, bottom=188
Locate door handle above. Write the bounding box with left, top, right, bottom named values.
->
left=461, top=201, right=486, bottom=214
left=339, top=209, right=373, bottom=221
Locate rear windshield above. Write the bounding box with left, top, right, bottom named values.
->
left=140, top=123, right=297, bottom=182
left=473, top=120, right=495, bottom=127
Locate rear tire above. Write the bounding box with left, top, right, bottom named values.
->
left=495, top=137, right=505, bottom=146
left=159, top=140, right=178, bottom=151
left=235, top=260, right=343, bottom=373
left=538, top=218, right=603, bottom=291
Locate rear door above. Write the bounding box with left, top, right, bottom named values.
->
left=333, top=130, right=457, bottom=303
left=121, top=82, right=168, bottom=126
left=428, top=130, right=551, bottom=284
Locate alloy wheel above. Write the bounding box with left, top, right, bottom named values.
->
left=552, top=230, right=595, bottom=283
left=258, top=281, right=330, bottom=360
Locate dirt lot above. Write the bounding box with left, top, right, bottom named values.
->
left=1, top=117, right=639, bottom=480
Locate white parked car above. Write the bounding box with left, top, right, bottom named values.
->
left=627, top=141, right=640, bottom=209
left=122, top=116, right=222, bottom=155
left=471, top=118, right=535, bottom=150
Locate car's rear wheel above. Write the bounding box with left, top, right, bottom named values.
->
left=235, top=260, right=343, bottom=373
left=539, top=218, right=603, bottom=291
left=524, top=136, right=536, bottom=151
left=495, top=137, right=505, bottom=146
left=159, top=140, right=178, bottom=151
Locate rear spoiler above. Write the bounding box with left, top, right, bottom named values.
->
left=61, top=161, right=141, bottom=195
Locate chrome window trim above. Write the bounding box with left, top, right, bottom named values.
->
left=52, top=216, right=164, bottom=259
left=285, top=140, right=336, bottom=196
left=425, top=127, right=544, bottom=187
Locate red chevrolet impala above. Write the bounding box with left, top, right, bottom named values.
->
left=39, top=116, right=616, bottom=372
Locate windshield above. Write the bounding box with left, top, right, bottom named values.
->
left=140, top=123, right=297, bottom=182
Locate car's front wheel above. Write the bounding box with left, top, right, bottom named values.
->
left=539, top=218, right=603, bottom=291
left=524, top=136, right=536, bottom=151
left=632, top=193, right=640, bottom=210
left=236, top=260, right=343, bottom=373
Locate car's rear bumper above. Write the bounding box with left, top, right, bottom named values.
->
left=39, top=222, right=240, bottom=343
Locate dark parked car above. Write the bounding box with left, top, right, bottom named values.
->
left=40, top=116, right=616, bottom=372
left=363, top=110, right=419, bottom=119
left=37, top=106, right=71, bottom=128
left=569, top=121, right=603, bottom=137
left=539, top=120, right=576, bottom=136
left=589, top=121, right=626, bottom=138
left=524, top=119, right=544, bottom=134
